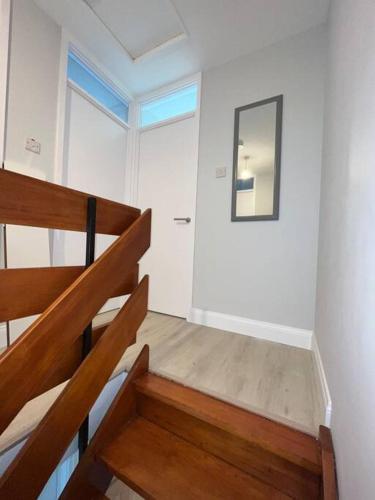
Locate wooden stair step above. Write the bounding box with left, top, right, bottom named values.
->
left=134, top=374, right=321, bottom=474
left=99, top=416, right=290, bottom=499
left=136, top=385, right=320, bottom=499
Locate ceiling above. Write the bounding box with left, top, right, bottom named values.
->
left=34, top=0, right=329, bottom=96
left=83, top=0, right=187, bottom=60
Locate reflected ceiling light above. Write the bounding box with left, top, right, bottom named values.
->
left=238, top=139, right=244, bottom=150
left=241, top=155, right=252, bottom=179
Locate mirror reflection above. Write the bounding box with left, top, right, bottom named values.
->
left=232, top=96, right=282, bottom=221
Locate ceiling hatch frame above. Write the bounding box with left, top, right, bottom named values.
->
left=82, top=0, right=188, bottom=63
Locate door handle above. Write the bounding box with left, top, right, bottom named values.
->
left=173, top=217, right=191, bottom=223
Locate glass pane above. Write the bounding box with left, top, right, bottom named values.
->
left=140, top=84, right=198, bottom=127
left=67, top=52, right=129, bottom=123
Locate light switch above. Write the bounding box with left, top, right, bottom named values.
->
left=216, top=167, right=226, bottom=178
left=25, top=138, right=41, bottom=154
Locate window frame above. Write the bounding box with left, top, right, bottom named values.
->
left=138, top=82, right=198, bottom=130
left=67, top=48, right=130, bottom=127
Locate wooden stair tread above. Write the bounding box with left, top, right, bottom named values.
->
left=134, top=373, right=321, bottom=474
left=99, top=417, right=290, bottom=499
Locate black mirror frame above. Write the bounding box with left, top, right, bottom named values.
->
left=231, top=94, right=283, bottom=222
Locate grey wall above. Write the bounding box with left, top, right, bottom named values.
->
left=5, top=0, right=61, bottom=181
left=315, top=1, right=375, bottom=498
left=193, top=25, right=326, bottom=330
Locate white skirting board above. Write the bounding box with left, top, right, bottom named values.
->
left=188, top=307, right=333, bottom=425
left=311, top=333, right=332, bottom=426
left=188, top=308, right=312, bottom=350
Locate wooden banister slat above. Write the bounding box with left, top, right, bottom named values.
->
left=61, top=345, right=150, bottom=499
left=33, top=322, right=105, bottom=399
left=0, top=209, right=151, bottom=435
left=0, top=169, right=140, bottom=234
left=0, top=276, right=149, bottom=500
left=0, top=265, right=139, bottom=321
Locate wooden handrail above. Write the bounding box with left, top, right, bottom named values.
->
left=0, top=265, right=139, bottom=321
left=0, top=209, right=151, bottom=435
left=0, top=169, right=140, bottom=234
left=0, top=276, right=149, bottom=499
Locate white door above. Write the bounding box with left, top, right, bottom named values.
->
left=138, top=116, right=198, bottom=318
left=60, top=85, right=128, bottom=311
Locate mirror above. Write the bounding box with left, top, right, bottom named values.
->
left=231, top=95, right=282, bottom=221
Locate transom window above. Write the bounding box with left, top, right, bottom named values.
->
left=140, top=84, right=198, bottom=128
left=67, top=50, right=129, bottom=124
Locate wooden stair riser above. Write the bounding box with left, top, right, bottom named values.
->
left=134, top=374, right=321, bottom=475
left=137, top=392, right=320, bottom=500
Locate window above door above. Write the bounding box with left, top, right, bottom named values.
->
left=67, top=50, right=129, bottom=124
left=139, top=83, right=198, bottom=128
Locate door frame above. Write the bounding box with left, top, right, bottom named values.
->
left=131, top=73, right=201, bottom=206
left=133, top=73, right=202, bottom=317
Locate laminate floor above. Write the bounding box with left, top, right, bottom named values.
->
left=119, top=311, right=324, bottom=436
left=108, top=312, right=324, bottom=499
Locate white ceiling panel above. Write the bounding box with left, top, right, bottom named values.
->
left=34, top=0, right=329, bottom=95
left=84, top=0, right=186, bottom=60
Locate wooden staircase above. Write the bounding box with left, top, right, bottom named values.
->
left=0, top=169, right=337, bottom=499
left=62, top=353, right=336, bottom=500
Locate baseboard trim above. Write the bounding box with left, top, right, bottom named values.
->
left=311, top=333, right=332, bottom=426
left=187, top=308, right=312, bottom=350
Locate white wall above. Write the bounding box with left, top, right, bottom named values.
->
left=315, top=1, right=375, bottom=498
left=5, top=0, right=61, bottom=180
left=193, top=25, right=326, bottom=331
left=1, top=0, right=61, bottom=346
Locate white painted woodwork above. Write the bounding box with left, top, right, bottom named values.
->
left=138, top=116, right=198, bottom=318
